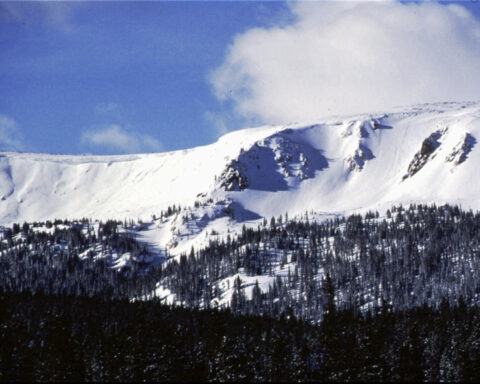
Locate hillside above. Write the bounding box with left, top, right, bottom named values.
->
left=1, top=101, right=480, bottom=316
left=0, top=101, right=479, bottom=265
left=2, top=204, right=480, bottom=323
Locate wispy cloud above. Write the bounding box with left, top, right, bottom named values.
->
left=204, top=111, right=230, bottom=139
left=0, top=114, right=25, bottom=152
left=1, top=1, right=78, bottom=33
left=95, top=102, right=121, bottom=115
left=211, top=1, right=480, bottom=124
left=81, top=125, right=163, bottom=154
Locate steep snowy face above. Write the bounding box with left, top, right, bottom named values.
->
left=340, top=119, right=377, bottom=172
left=445, top=133, right=476, bottom=167
left=0, top=101, right=480, bottom=226
left=230, top=102, right=480, bottom=219
left=402, top=129, right=445, bottom=180
left=217, top=130, right=328, bottom=192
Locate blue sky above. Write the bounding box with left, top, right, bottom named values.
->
left=1, top=1, right=480, bottom=155
left=0, top=1, right=291, bottom=154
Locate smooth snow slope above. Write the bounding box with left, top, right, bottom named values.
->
left=0, top=125, right=279, bottom=224
left=0, top=101, right=479, bottom=225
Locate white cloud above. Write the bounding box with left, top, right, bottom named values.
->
left=211, top=1, right=480, bottom=124
left=82, top=125, right=163, bottom=154
left=0, top=114, right=25, bottom=152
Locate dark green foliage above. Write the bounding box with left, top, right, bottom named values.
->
left=2, top=204, right=480, bottom=324
left=159, top=204, right=480, bottom=321
left=1, top=204, right=480, bottom=382
left=0, top=219, right=162, bottom=299
left=1, top=291, right=480, bottom=382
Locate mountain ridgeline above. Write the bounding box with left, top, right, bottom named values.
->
left=1, top=101, right=480, bottom=227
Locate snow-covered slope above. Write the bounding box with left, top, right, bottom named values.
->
left=1, top=101, right=480, bottom=231
left=0, top=124, right=279, bottom=224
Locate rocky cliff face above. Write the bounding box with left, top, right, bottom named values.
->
left=446, top=133, right=476, bottom=166
left=218, top=159, right=249, bottom=191
left=403, top=130, right=443, bottom=180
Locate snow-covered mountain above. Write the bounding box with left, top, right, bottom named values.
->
left=1, top=101, right=480, bottom=250
left=2, top=101, right=480, bottom=314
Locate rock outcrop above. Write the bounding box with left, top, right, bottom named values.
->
left=445, top=133, right=476, bottom=166
left=218, top=159, right=248, bottom=191
left=402, top=130, right=443, bottom=180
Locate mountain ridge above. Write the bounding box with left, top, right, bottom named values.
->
left=2, top=101, right=480, bottom=320
left=0, top=101, right=479, bottom=230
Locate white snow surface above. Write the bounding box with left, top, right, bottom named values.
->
left=1, top=101, right=480, bottom=231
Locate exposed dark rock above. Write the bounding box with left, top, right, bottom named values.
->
left=217, top=132, right=328, bottom=192
left=445, top=133, right=476, bottom=166
left=402, top=131, right=442, bottom=180
left=218, top=160, right=248, bottom=191
left=345, top=144, right=375, bottom=172
left=341, top=120, right=376, bottom=173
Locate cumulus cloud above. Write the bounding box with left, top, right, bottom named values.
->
left=82, top=125, right=163, bottom=154
left=211, top=1, right=480, bottom=124
left=0, top=115, right=25, bottom=152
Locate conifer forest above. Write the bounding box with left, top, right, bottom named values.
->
left=1, top=204, right=480, bottom=382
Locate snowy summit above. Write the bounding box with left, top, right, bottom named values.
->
left=0, top=101, right=479, bottom=228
